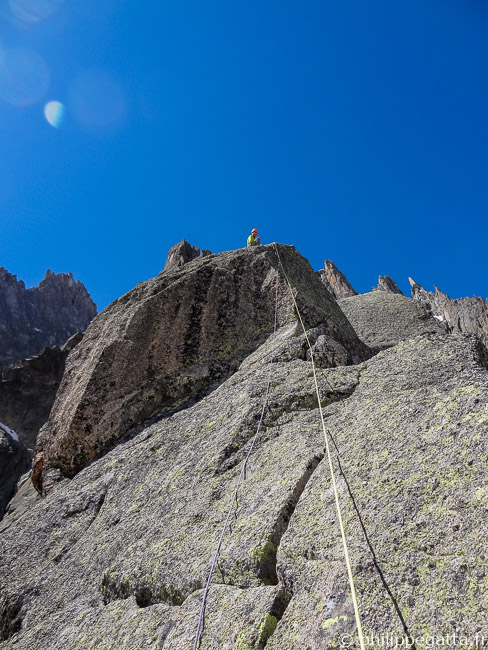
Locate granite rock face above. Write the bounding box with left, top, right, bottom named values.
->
left=0, top=333, right=83, bottom=450
left=164, top=240, right=212, bottom=271
left=1, top=246, right=487, bottom=649
left=339, top=291, right=444, bottom=351
left=0, top=425, right=30, bottom=521
left=33, top=244, right=368, bottom=493
left=374, top=275, right=404, bottom=295
left=317, top=259, right=358, bottom=299
left=410, top=278, right=488, bottom=348
left=0, top=268, right=96, bottom=369
left=0, top=329, right=487, bottom=648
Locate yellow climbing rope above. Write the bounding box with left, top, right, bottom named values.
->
left=273, top=242, right=365, bottom=650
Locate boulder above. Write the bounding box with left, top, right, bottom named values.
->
left=33, top=244, right=369, bottom=493
left=164, top=240, right=212, bottom=271
left=339, top=291, right=444, bottom=350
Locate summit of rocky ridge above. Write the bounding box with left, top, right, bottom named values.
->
left=0, top=243, right=487, bottom=649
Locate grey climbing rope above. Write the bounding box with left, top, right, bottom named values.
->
left=192, top=265, right=280, bottom=650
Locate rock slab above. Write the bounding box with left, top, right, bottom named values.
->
left=339, top=291, right=444, bottom=350
left=0, top=331, right=487, bottom=648
left=34, top=244, right=368, bottom=492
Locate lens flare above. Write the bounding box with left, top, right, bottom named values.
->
left=69, top=70, right=126, bottom=129
left=0, top=47, right=49, bottom=106
left=44, top=100, right=64, bottom=127
left=9, top=0, right=64, bottom=23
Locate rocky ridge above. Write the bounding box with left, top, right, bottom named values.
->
left=410, top=278, right=488, bottom=348
left=0, top=268, right=96, bottom=369
left=0, top=245, right=487, bottom=649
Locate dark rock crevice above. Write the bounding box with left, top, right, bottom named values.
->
left=0, top=333, right=83, bottom=451
left=215, top=452, right=325, bottom=589
left=0, top=594, right=23, bottom=643
left=0, top=427, right=31, bottom=521
left=257, top=589, right=292, bottom=649
left=99, top=454, right=324, bottom=615
left=261, top=453, right=324, bottom=585
left=100, top=570, right=194, bottom=608
left=263, top=375, right=361, bottom=430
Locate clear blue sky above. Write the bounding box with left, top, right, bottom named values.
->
left=1, top=0, right=487, bottom=310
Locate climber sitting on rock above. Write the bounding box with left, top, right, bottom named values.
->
left=247, top=228, right=261, bottom=247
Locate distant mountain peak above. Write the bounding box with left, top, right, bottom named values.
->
left=0, top=268, right=96, bottom=368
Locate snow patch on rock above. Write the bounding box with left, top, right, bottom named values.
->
left=0, top=421, right=19, bottom=442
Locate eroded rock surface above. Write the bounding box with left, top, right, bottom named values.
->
left=0, top=329, right=487, bottom=648
left=0, top=267, right=96, bottom=369
left=317, top=260, right=358, bottom=299
left=34, top=244, right=368, bottom=492
left=1, top=245, right=487, bottom=649
left=0, top=334, right=83, bottom=450
left=271, top=332, right=488, bottom=648
left=410, top=278, right=488, bottom=348
left=339, top=291, right=444, bottom=350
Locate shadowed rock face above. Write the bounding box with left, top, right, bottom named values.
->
left=317, top=259, right=358, bottom=299
left=339, top=291, right=445, bottom=350
left=410, top=278, right=488, bottom=348
left=0, top=425, right=30, bottom=521
left=33, top=244, right=369, bottom=492
left=0, top=268, right=96, bottom=369
left=0, top=333, right=83, bottom=450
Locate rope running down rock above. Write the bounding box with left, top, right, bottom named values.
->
left=272, top=242, right=366, bottom=650
left=192, top=265, right=280, bottom=650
